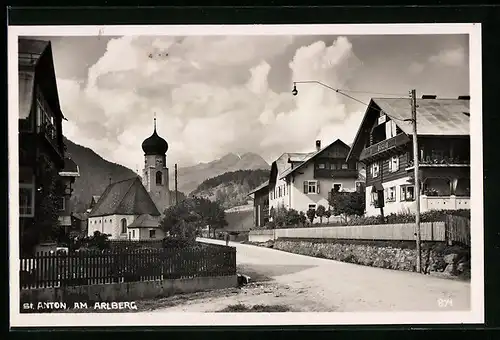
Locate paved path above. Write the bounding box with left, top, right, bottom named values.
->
left=198, top=238, right=470, bottom=312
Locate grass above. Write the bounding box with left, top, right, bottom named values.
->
left=217, top=303, right=291, bottom=312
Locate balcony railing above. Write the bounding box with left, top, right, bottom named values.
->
left=314, top=168, right=358, bottom=179
left=407, top=156, right=469, bottom=168
left=39, top=122, right=62, bottom=157
left=360, top=133, right=410, bottom=161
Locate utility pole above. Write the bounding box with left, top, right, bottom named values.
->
left=174, top=163, right=178, bottom=205
left=410, top=89, right=422, bottom=273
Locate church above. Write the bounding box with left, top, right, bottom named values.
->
left=87, top=118, right=171, bottom=240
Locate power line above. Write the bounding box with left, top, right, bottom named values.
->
left=293, top=80, right=409, bottom=122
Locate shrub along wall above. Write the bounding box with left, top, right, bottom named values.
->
left=273, top=238, right=470, bottom=279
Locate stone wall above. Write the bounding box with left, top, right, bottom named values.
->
left=274, top=238, right=470, bottom=278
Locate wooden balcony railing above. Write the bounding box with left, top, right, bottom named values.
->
left=360, top=133, right=410, bottom=161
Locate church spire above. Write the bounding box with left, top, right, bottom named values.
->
left=153, top=113, right=157, bottom=132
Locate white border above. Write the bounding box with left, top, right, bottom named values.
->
left=8, top=23, right=484, bottom=327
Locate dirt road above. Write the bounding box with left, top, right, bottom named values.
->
left=145, top=238, right=470, bottom=313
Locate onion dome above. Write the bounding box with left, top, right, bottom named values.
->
left=141, top=118, right=168, bottom=155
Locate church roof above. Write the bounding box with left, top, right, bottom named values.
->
left=128, top=214, right=161, bottom=229
left=89, top=177, right=161, bottom=217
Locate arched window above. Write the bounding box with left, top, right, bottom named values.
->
left=156, top=171, right=162, bottom=185
left=121, top=218, right=127, bottom=234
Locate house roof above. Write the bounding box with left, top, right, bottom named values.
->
left=89, top=177, right=161, bottom=217
left=59, top=157, right=80, bottom=177
left=279, top=139, right=350, bottom=179
left=347, top=97, right=470, bottom=161
left=72, top=212, right=88, bottom=221
left=128, top=214, right=161, bottom=229
left=18, top=38, right=65, bottom=121
left=247, top=180, right=269, bottom=195
left=18, top=39, right=49, bottom=67
left=372, top=98, right=470, bottom=136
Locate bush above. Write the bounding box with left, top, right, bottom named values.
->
left=346, top=209, right=470, bottom=226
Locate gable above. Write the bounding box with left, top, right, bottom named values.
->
left=89, top=177, right=160, bottom=217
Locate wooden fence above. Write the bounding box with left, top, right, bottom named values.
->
left=20, top=245, right=236, bottom=290
left=445, top=214, right=471, bottom=246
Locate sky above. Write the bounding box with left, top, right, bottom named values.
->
left=29, top=34, right=469, bottom=171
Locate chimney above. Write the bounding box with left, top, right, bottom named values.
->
left=458, top=95, right=470, bottom=100
left=315, top=140, right=321, bottom=151
left=421, top=95, right=437, bottom=99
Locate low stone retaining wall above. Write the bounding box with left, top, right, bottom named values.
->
left=20, top=275, right=237, bottom=311
left=274, top=238, right=470, bottom=278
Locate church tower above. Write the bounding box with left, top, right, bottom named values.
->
left=141, top=117, right=170, bottom=214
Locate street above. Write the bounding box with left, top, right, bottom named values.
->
left=145, top=238, right=470, bottom=312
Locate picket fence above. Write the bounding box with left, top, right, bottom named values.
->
left=20, top=245, right=236, bottom=289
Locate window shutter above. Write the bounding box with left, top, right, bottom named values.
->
left=316, top=181, right=320, bottom=194
left=303, top=181, right=308, bottom=193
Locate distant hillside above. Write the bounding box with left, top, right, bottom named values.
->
left=65, top=137, right=185, bottom=213
left=171, top=152, right=269, bottom=195
left=191, top=169, right=270, bottom=209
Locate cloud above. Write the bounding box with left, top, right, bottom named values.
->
left=409, top=62, right=425, bottom=75
left=58, top=35, right=364, bottom=171
left=428, top=47, right=466, bottom=67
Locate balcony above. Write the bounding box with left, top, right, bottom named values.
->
left=314, top=168, right=358, bottom=179
left=360, top=133, right=410, bottom=161
left=421, top=195, right=470, bottom=211
left=39, top=122, right=63, bottom=159
left=406, top=155, right=469, bottom=170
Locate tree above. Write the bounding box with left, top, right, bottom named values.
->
left=328, top=191, right=365, bottom=223
left=324, top=208, right=332, bottom=224
left=316, top=205, right=326, bottom=225
left=160, top=198, right=203, bottom=243
left=299, top=211, right=307, bottom=226
left=306, top=208, right=316, bottom=225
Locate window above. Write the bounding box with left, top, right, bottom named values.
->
left=278, top=186, right=282, bottom=197
left=341, top=163, right=348, bottom=170
left=132, top=230, right=136, bottom=238
left=385, top=186, right=396, bottom=202
left=330, top=163, right=338, bottom=170
left=333, top=183, right=342, bottom=192
left=149, top=229, right=156, bottom=238
left=57, top=197, right=65, bottom=211
left=19, top=184, right=35, bottom=217
left=303, top=180, right=319, bottom=194
left=400, top=185, right=415, bottom=201
left=385, top=120, right=398, bottom=138
left=308, top=204, right=316, bottom=210
left=156, top=171, right=162, bottom=185
left=388, top=156, right=399, bottom=172
left=370, top=163, right=380, bottom=178
left=121, top=218, right=127, bottom=234
left=318, top=163, right=326, bottom=169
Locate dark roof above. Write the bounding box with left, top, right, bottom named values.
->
left=18, top=39, right=49, bottom=67
left=72, top=212, right=88, bottom=221
left=347, top=97, right=470, bottom=161
left=59, top=157, right=80, bottom=177
left=372, top=98, right=470, bottom=136
left=128, top=214, right=161, bottom=229
left=142, top=120, right=168, bottom=156
left=89, top=177, right=161, bottom=217
left=280, top=139, right=351, bottom=179
left=247, top=180, right=269, bottom=195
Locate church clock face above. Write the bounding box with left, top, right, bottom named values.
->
left=155, top=156, right=163, bottom=167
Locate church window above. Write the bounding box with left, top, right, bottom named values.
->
left=121, top=218, right=127, bottom=234
left=156, top=171, right=162, bottom=185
